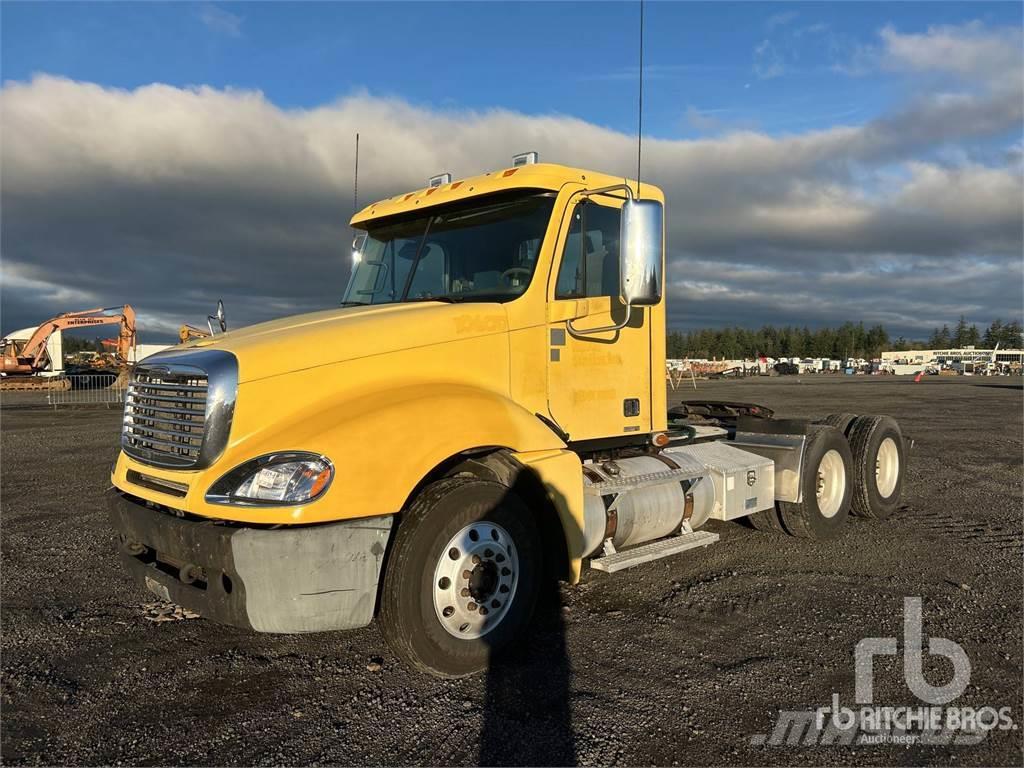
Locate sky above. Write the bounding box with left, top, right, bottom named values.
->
left=2, top=1, right=1022, bottom=342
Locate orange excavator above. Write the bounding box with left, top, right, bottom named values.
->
left=1, top=305, right=137, bottom=391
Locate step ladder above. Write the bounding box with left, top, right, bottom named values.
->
left=589, top=527, right=720, bottom=574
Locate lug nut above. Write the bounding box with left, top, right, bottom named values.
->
left=471, top=555, right=481, bottom=565
left=467, top=602, right=478, bottom=612
left=460, top=588, right=471, bottom=597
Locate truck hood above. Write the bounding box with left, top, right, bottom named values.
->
left=176, top=302, right=509, bottom=383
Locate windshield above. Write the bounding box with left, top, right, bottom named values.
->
left=342, top=192, right=556, bottom=306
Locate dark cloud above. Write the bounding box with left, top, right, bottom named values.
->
left=1, top=22, right=1021, bottom=341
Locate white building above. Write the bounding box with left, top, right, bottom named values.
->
left=881, top=347, right=1024, bottom=373
left=3, top=326, right=64, bottom=375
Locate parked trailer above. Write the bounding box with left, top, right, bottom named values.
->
left=106, top=160, right=907, bottom=677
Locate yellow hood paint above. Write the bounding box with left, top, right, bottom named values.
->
left=176, top=302, right=510, bottom=383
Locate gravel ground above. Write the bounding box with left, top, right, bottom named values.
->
left=2, top=377, right=1021, bottom=766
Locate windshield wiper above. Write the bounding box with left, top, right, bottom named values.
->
left=339, top=300, right=371, bottom=307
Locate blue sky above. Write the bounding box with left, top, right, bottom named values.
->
left=5, top=2, right=1019, bottom=137
left=1, top=2, right=1022, bottom=341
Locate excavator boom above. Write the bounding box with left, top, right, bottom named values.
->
left=2, top=305, right=137, bottom=376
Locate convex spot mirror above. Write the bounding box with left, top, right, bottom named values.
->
left=352, top=232, right=367, bottom=263
left=216, top=299, right=226, bottom=332
left=619, top=198, right=663, bottom=307
left=208, top=299, right=227, bottom=335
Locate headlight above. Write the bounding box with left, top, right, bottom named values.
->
left=206, top=452, right=333, bottom=505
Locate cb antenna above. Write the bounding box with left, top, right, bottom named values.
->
left=352, top=132, right=360, bottom=231
left=636, top=0, right=644, bottom=196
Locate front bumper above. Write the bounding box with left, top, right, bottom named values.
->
left=107, top=489, right=393, bottom=633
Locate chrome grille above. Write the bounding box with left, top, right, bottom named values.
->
left=123, top=368, right=208, bottom=467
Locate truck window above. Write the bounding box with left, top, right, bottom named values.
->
left=343, top=193, right=555, bottom=305
left=555, top=201, right=621, bottom=299
left=405, top=243, right=447, bottom=299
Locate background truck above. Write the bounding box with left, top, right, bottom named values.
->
left=107, top=158, right=907, bottom=677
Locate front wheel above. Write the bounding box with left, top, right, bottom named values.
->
left=378, top=477, right=542, bottom=678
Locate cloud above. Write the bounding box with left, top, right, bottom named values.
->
left=683, top=105, right=730, bottom=133
left=880, top=21, right=1022, bottom=87
left=1, top=50, right=1021, bottom=341
left=765, top=11, right=799, bottom=32
left=753, top=39, right=786, bottom=79
left=197, top=4, right=242, bottom=37
left=837, top=20, right=1023, bottom=94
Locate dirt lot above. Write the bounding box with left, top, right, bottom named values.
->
left=2, top=377, right=1022, bottom=766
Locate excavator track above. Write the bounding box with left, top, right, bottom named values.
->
left=1, top=376, right=71, bottom=392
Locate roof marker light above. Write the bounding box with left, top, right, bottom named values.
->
left=429, top=173, right=452, bottom=188
left=512, top=151, right=538, bottom=167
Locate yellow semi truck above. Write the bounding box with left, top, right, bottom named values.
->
left=107, top=158, right=906, bottom=677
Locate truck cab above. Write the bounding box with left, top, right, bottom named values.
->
left=107, top=159, right=906, bottom=677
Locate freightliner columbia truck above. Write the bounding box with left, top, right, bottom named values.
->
left=107, top=156, right=906, bottom=677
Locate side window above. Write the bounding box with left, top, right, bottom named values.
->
left=555, top=201, right=621, bottom=299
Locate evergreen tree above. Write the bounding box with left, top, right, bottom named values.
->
left=983, top=319, right=1004, bottom=347
left=1002, top=320, right=1023, bottom=348
left=953, top=315, right=970, bottom=347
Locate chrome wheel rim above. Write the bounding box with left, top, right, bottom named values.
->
left=432, top=522, right=518, bottom=640
left=876, top=437, right=900, bottom=498
left=816, top=449, right=846, bottom=518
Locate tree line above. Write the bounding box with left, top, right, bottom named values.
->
left=927, top=317, right=1023, bottom=350
left=668, top=317, right=1023, bottom=361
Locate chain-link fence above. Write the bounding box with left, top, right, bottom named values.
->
left=46, top=374, right=126, bottom=408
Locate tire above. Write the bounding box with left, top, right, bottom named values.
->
left=777, top=425, right=853, bottom=539
left=846, top=415, right=905, bottom=520
left=378, top=476, right=542, bottom=678
left=816, top=412, right=857, bottom=436
left=747, top=506, right=789, bottom=534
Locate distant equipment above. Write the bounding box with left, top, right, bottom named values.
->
left=179, top=324, right=211, bottom=344
left=1, top=305, right=137, bottom=391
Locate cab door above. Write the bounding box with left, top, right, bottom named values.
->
left=545, top=195, right=652, bottom=442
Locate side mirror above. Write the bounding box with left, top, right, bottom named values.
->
left=208, top=299, right=227, bottom=335
left=620, top=198, right=663, bottom=307
left=352, top=233, right=367, bottom=263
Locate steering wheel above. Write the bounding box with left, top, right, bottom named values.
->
left=500, top=267, right=531, bottom=285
